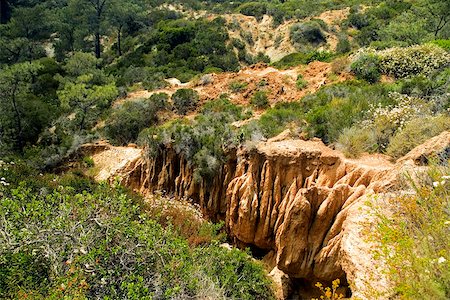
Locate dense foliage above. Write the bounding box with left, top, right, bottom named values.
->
left=139, top=96, right=247, bottom=182
left=0, top=162, right=274, bottom=299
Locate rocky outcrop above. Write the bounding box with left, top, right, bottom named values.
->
left=87, top=132, right=450, bottom=298
left=224, top=140, right=395, bottom=281
left=100, top=139, right=395, bottom=280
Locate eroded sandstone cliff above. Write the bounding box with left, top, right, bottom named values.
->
left=84, top=131, right=450, bottom=299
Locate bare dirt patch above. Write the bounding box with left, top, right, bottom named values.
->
left=115, top=61, right=352, bottom=110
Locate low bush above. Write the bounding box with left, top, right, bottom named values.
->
left=229, top=80, right=248, bottom=93
left=139, top=96, right=245, bottom=182
left=347, top=12, right=370, bottom=29
left=364, top=93, right=430, bottom=151
left=378, top=44, right=450, bottom=78
left=119, top=66, right=166, bottom=88
left=336, top=126, right=378, bottom=157
left=273, top=51, right=334, bottom=69
left=336, top=35, right=351, bottom=54
left=386, top=115, right=450, bottom=159
left=290, top=21, right=327, bottom=45
left=301, top=81, right=396, bottom=143
left=0, top=165, right=275, bottom=299
left=243, top=102, right=304, bottom=139
left=104, top=98, right=159, bottom=145
left=172, top=88, right=199, bottom=115
left=149, top=92, right=170, bottom=111
left=250, top=90, right=269, bottom=109
left=337, top=92, right=433, bottom=157
left=430, top=39, right=450, bottom=52
left=237, top=2, right=267, bottom=21
left=296, top=74, right=308, bottom=90
left=350, top=53, right=381, bottom=83
left=331, top=56, right=350, bottom=74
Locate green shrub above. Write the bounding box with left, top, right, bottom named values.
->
left=254, top=52, right=271, bottom=64
left=378, top=44, right=450, bottom=78
left=336, top=36, right=351, bottom=54
left=296, top=74, right=308, bottom=90
left=273, top=51, right=334, bottom=69
left=290, top=21, right=327, bottom=45
left=140, top=97, right=245, bottom=181
left=229, top=80, right=248, bottom=93
left=250, top=90, right=269, bottom=109
left=82, top=156, right=94, bottom=168
left=0, top=165, right=275, bottom=299
left=149, top=92, right=170, bottom=111
left=339, top=92, right=432, bottom=154
left=257, top=79, right=268, bottom=87
left=172, top=88, right=199, bottom=115
left=0, top=251, right=51, bottom=298
left=347, top=12, right=369, bottom=29
left=244, top=102, right=304, bottom=139
left=104, top=98, right=159, bottom=145
left=430, top=39, right=450, bottom=52
left=386, top=115, right=450, bottom=159
left=194, top=246, right=275, bottom=299
left=237, top=2, right=267, bottom=21
left=337, top=126, right=378, bottom=157
left=301, top=81, right=396, bottom=143
left=142, top=71, right=169, bottom=91
left=351, top=53, right=381, bottom=83
left=331, top=56, right=350, bottom=74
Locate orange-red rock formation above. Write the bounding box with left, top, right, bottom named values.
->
left=101, top=139, right=396, bottom=281
left=84, top=131, right=450, bottom=299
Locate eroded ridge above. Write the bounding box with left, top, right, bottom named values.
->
left=93, top=138, right=397, bottom=283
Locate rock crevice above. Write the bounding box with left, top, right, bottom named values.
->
left=112, top=139, right=396, bottom=282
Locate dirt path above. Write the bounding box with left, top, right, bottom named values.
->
left=91, top=145, right=142, bottom=181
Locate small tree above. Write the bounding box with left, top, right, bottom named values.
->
left=58, top=74, right=118, bottom=131
left=108, top=1, right=142, bottom=56
left=250, top=90, right=269, bottom=109
left=172, top=88, right=199, bottom=115
left=0, top=62, right=42, bottom=152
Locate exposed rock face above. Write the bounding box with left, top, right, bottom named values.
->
left=224, top=140, right=395, bottom=281
left=98, top=139, right=397, bottom=284
left=85, top=132, right=450, bottom=298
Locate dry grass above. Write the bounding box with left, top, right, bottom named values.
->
left=374, top=164, right=450, bottom=299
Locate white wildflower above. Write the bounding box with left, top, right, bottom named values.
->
left=438, top=257, right=447, bottom=264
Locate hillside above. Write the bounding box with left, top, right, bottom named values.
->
left=0, top=0, right=449, bottom=299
